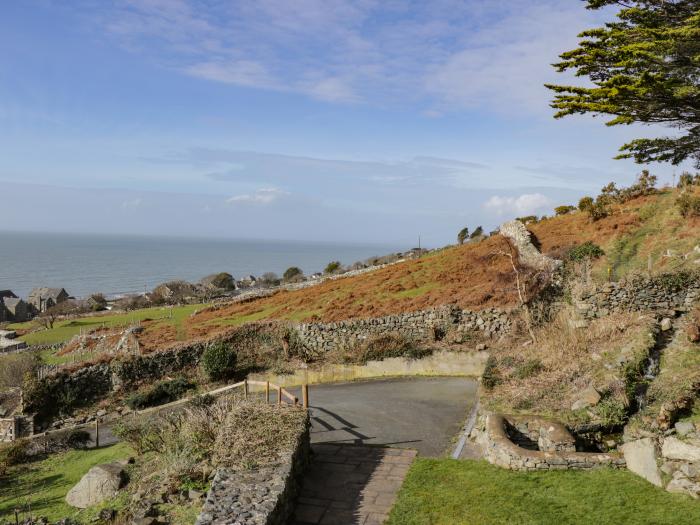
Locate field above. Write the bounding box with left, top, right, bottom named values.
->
left=0, top=443, right=132, bottom=523
left=387, top=459, right=700, bottom=525
left=12, top=187, right=700, bottom=354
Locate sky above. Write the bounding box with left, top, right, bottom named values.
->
left=0, top=0, right=687, bottom=246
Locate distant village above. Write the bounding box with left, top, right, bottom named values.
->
left=0, top=287, right=70, bottom=323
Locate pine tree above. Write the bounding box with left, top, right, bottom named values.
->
left=546, top=1, right=700, bottom=167
left=457, top=227, right=469, bottom=245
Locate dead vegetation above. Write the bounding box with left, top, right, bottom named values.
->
left=482, top=310, right=657, bottom=427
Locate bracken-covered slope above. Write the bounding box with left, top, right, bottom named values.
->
left=132, top=187, right=700, bottom=350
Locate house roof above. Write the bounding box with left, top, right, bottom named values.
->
left=2, top=297, right=23, bottom=309
left=29, top=287, right=68, bottom=300
left=0, top=290, right=17, bottom=300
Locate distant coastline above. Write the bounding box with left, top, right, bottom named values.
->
left=0, top=231, right=405, bottom=300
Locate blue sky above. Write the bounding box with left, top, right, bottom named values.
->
left=0, top=0, right=685, bottom=246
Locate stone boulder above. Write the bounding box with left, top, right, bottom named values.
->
left=571, top=386, right=601, bottom=411
left=66, top=462, right=127, bottom=508
left=667, top=471, right=700, bottom=499
left=621, top=438, right=662, bottom=487
left=662, top=437, right=700, bottom=462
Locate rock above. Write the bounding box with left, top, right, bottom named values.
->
left=667, top=473, right=700, bottom=498
left=65, top=463, right=126, bottom=509
left=680, top=463, right=699, bottom=478
left=621, top=438, right=663, bottom=487
left=660, top=318, right=673, bottom=331
left=98, top=508, right=116, bottom=521
left=568, top=319, right=589, bottom=329
left=96, top=409, right=107, bottom=417
left=662, top=437, right=700, bottom=462
left=661, top=461, right=678, bottom=475
left=188, top=489, right=204, bottom=501
left=475, top=343, right=487, bottom=351
left=676, top=421, right=696, bottom=437
left=571, top=386, right=601, bottom=411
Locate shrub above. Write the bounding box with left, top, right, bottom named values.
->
left=0, top=439, right=30, bottom=475
left=470, top=226, right=484, bottom=239
left=258, top=272, right=280, bottom=287
left=201, top=341, right=237, bottom=381
left=514, top=359, right=543, bottom=380
left=324, top=261, right=342, bottom=274
left=457, top=227, right=469, bottom=245
left=125, top=377, right=194, bottom=410
left=200, top=272, right=236, bottom=290
left=676, top=193, right=700, bottom=217
left=567, top=241, right=605, bottom=262
left=482, top=356, right=500, bottom=391
left=554, top=205, right=576, bottom=216
left=283, top=267, right=304, bottom=282
left=595, top=396, right=628, bottom=427
left=352, top=333, right=430, bottom=364
left=0, top=352, right=40, bottom=389
left=588, top=199, right=609, bottom=221
left=578, top=196, right=594, bottom=212
left=515, top=215, right=538, bottom=224
left=89, top=293, right=108, bottom=311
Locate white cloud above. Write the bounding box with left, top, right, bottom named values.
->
left=226, top=187, right=288, bottom=205
left=483, top=193, right=551, bottom=216
left=92, top=0, right=600, bottom=113
left=121, top=197, right=142, bottom=208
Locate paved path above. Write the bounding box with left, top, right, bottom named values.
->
left=286, top=376, right=477, bottom=457
left=292, top=443, right=416, bottom=525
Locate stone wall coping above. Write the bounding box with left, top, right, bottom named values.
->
left=486, top=413, right=624, bottom=466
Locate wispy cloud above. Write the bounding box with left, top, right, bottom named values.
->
left=226, top=187, right=288, bottom=205
left=121, top=197, right=142, bottom=208
left=87, top=0, right=598, bottom=113
left=483, top=193, right=551, bottom=216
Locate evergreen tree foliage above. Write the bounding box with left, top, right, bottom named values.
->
left=546, top=1, right=700, bottom=167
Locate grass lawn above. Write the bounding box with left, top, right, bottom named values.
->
left=0, top=443, right=133, bottom=523
left=387, top=459, right=700, bottom=525
left=9, top=303, right=207, bottom=348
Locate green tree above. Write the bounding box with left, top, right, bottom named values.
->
left=324, top=261, right=342, bottom=274
left=283, top=266, right=303, bottom=282
left=470, top=226, right=484, bottom=239
left=457, top=227, right=469, bottom=245
left=546, top=1, right=700, bottom=167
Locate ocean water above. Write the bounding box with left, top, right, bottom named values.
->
left=0, top=231, right=404, bottom=300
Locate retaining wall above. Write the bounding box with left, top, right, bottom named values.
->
left=196, top=412, right=310, bottom=525
left=296, top=305, right=512, bottom=356
left=574, top=273, right=700, bottom=319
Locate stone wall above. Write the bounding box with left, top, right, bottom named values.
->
left=196, top=412, right=310, bottom=525
left=296, top=305, right=512, bottom=355
left=574, top=273, right=700, bottom=319
left=499, top=220, right=562, bottom=273
left=474, top=413, right=625, bottom=471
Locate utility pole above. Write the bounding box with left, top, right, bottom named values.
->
left=418, top=235, right=421, bottom=250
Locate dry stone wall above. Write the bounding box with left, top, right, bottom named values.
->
left=196, top=414, right=310, bottom=525
left=574, top=273, right=700, bottom=319
left=474, top=414, right=626, bottom=471
left=296, top=306, right=512, bottom=355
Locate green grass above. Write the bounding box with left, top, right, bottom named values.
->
left=392, top=283, right=439, bottom=299
left=0, top=443, right=133, bottom=523
left=387, top=459, right=700, bottom=525
left=9, top=304, right=208, bottom=347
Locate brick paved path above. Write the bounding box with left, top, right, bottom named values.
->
left=292, top=443, right=416, bottom=525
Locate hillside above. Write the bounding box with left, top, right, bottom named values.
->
left=134, top=187, right=700, bottom=351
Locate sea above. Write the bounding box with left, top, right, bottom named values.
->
left=0, top=231, right=404, bottom=300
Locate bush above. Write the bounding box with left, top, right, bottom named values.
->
left=359, top=333, right=430, bottom=363
left=258, top=272, right=280, bottom=287
left=200, top=272, right=236, bottom=290
left=514, top=359, right=543, bottom=379
left=89, top=293, right=108, bottom=311
left=0, top=439, right=30, bottom=475
left=482, top=356, right=500, bottom=391
left=587, top=199, right=609, bottom=221
left=578, top=196, right=594, bottom=212
left=567, top=241, right=605, bottom=262
left=457, top=227, right=469, bottom=245
left=201, top=341, right=237, bottom=381
left=676, top=193, right=700, bottom=217
left=0, top=352, right=40, bottom=389
left=515, top=215, right=538, bottom=225
left=283, top=267, right=304, bottom=282
left=470, top=226, right=484, bottom=239
left=554, top=205, right=576, bottom=216
left=125, top=377, right=194, bottom=410
left=324, top=261, right=342, bottom=274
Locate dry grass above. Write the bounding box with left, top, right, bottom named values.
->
left=484, top=311, right=656, bottom=426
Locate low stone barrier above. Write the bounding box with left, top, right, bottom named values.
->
left=196, top=413, right=310, bottom=525
left=296, top=305, right=512, bottom=355
left=476, top=413, right=625, bottom=471
left=574, top=272, right=700, bottom=319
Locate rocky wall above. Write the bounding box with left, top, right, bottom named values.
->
left=474, top=413, right=625, bottom=471
left=296, top=305, right=512, bottom=356
left=574, top=273, right=700, bottom=319
left=196, top=413, right=310, bottom=525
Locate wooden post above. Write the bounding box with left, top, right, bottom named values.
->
left=277, top=387, right=282, bottom=405
left=243, top=379, right=248, bottom=400
left=265, top=381, right=270, bottom=404
left=302, top=384, right=309, bottom=408
left=95, top=418, right=100, bottom=448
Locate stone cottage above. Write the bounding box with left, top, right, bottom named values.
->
left=28, top=287, right=70, bottom=313
left=0, top=291, right=30, bottom=322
